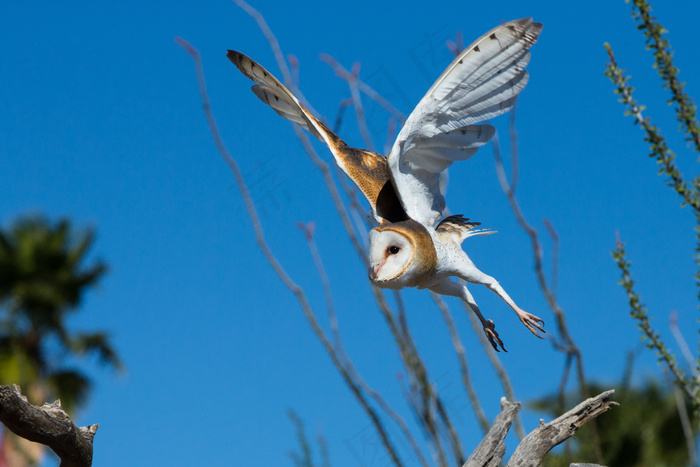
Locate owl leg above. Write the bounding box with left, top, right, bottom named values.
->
left=455, top=266, right=545, bottom=338
left=428, top=278, right=507, bottom=352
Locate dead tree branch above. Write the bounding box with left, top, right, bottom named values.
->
left=463, top=390, right=616, bottom=467
left=507, top=390, right=617, bottom=466
left=0, top=385, right=97, bottom=467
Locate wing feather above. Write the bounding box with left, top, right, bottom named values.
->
left=388, top=18, right=542, bottom=226
left=227, top=50, right=407, bottom=224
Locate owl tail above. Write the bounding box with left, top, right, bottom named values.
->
left=436, top=214, right=496, bottom=244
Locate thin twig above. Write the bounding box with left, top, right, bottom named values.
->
left=384, top=118, right=397, bottom=156
left=543, top=219, right=559, bottom=300
left=385, top=289, right=458, bottom=466
left=288, top=54, right=300, bottom=89
left=493, top=133, right=586, bottom=381
left=446, top=32, right=464, bottom=57
left=463, top=303, right=525, bottom=439
left=320, top=53, right=407, bottom=124
left=296, top=222, right=340, bottom=347
left=435, top=395, right=465, bottom=466
left=317, top=433, right=331, bottom=467
left=556, top=353, right=573, bottom=415
left=669, top=311, right=699, bottom=378
left=493, top=123, right=592, bottom=450
left=230, top=8, right=369, bottom=262
left=672, top=384, right=697, bottom=466
left=231, top=0, right=321, bottom=117
left=492, top=132, right=587, bottom=395
left=287, top=410, right=313, bottom=466
left=346, top=62, right=376, bottom=152
left=430, top=292, right=490, bottom=434
left=332, top=98, right=353, bottom=134
left=330, top=96, right=374, bottom=246
left=293, top=126, right=369, bottom=262
left=390, top=294, right=450, bottom=467
left=508, top=104, right=520, bottom=194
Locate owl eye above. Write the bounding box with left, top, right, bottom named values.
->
left=388, top=246, right=400, bottom=255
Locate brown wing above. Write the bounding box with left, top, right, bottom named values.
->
left=227, top=50, right=406, bottom=224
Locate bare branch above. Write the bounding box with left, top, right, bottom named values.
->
left=372, top=287, right=468, bottom=466
left=346, top=62, right=376, bottom=151
left=231, top=5, right=371, bottom=264
left=669, top=311, right=699, bottom=378
left=293, top=125, right=369, bottom=262
left=446, top=31, right=464, bottom=57
left=430, top=292, right=490, bottom=434
left=463, top=303, right=525, bottom=439
left=384, top=118, right=397, bottom=156
left=507, top=390, right=618, bottom=466
left=494, top=111, right=598, bottom=454
left=492, top=131, right=588, bottom=401
left=0, top=385, right=96, bottom=467
left=391, top=300, right=451, bottom=466
left=231, top=0, right=321, bottom=117
left=332, top=97, right=353, bottom=134
left=672, top=384, right=697, bottom=466
left=320, top=53, right=407, bottom=124
left=231, top=0, right=289, bottom=82
left=508, top=103, right=520, bottom=194
left=543, top=218, right=559, bottom=300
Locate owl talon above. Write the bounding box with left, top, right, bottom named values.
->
left=517, top=311, right=545, bottom=338
left=483, top=319, right=507, bottom=352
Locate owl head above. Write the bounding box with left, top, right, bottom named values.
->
left=368, top=220, right=438, bottom=289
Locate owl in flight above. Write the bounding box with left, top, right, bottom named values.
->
left=228, top=18, right=543, bottom=351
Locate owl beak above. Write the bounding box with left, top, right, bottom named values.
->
left=369, top=260, right=385, bottom=281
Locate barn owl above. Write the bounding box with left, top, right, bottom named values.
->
left=228, top=18, right=544, bottom=351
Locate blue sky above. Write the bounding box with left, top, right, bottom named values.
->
left=2, top=1, right=700, bottom=465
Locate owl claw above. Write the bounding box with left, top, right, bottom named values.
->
left=517, top=310, right=545, bottom=338
left=483, top=319, right=507, bottom=352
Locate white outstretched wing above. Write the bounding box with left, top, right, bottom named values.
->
left=387, top=18, right=542, bottom=227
